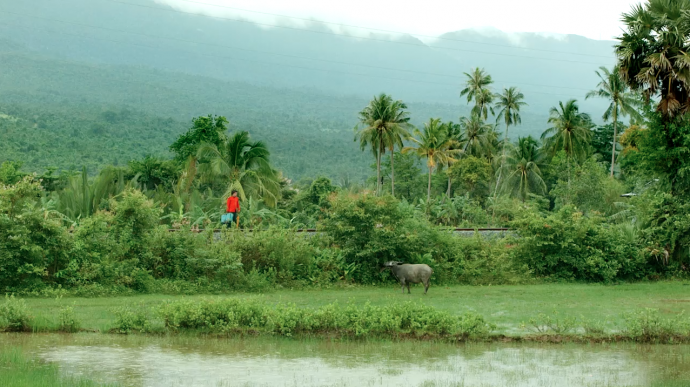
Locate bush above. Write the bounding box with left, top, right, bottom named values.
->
left=511, top=206, right=648, bottom=282
left=223, top=228, right=332, bottom=288
left=0, top=295, right=32, bottom=332
left=624, top=309, right=690, bottom=342
left=111, top=305, right=151, bottom=334
left=0, top=177, right=72, bottom=291
left=159, top=298, right=494, bottom=338
left=57, top=304, right=81, bottom=333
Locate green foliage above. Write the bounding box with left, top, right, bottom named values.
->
left=636, top=113, right=690, bottom=196
left=57, top=304, right=81, bottom=333
left=640, top=193, right=690, bottom=269
left=321, top=194, right=410, bottom=283
left=159, top=298, right=494, bottom=338
left=550, top=156, right=627, bottom=215
left=111, top=305, right=152, bottom=334
left=0, top=295, right=32, bottom=332
left=0, top=177, right=72, bottom=291
left=624, top=309, right=690, bottom=343
left=169, top=115, right=228, bottom=162
left=0, top=161, right=24, bottom=185
left=511, top=206, right=648, bottom=282
left=223, top=228, right=328, bottom=288
left=525, top=311, right=577, bottom=334
left=448, top=155, right=491, bottom=201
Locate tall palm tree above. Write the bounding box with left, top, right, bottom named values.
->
left=501, top=136, right=547, bottom=202
left=493, top=87, right=527, bottom=197
left=616, top=0, right=690, bottom=117
left=355, top=93, right=411, bottom=196
left=541, top=99, right=593, bottom=195
left=473, top=88, right=496, bottom=120
left=443, top=121, right=463, bottom=197
left=460, top=68, right=493, bottom=105
left=460, top=113, right=495, bottom=158
left=197, top=131, right=281, bottom=207
left=586, top=66, right=642, bottom=177
left=460, top=68, right=494, bottom=120
left=403, top=118, right=460, bottom=203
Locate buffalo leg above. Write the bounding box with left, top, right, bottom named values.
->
left=424, top=280, right=429, bottom=294
left=400, top=281, right=405, bottom=294
left=407, top=282, right=411, bottom=294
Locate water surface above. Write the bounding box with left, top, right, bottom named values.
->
left=2, top=334, right=688, bottom=387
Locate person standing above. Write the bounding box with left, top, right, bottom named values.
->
left=226, top=190, right=240, bottom=228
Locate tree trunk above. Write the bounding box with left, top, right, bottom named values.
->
left=493, top=122, right=509, bottom=199
left=390, top=148, right=395, bottom=197
left=447, top=174, right=452, bottom=198
left=427, top=166, right=432, bottom=205
left=376, top=146, right=382, bottom=196
left=610, top=107, right=618, bottom=178
left=567, top=156, right=571, bottom=203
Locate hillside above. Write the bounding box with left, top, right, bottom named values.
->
left=0, top=0, right=618, bottom=180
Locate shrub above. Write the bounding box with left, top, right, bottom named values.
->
left=0, top=177, right=72, bottom=291
left=223, top=228, right=328, bottom=287
left=0, top=295, right=32, bottom=332
left=158, top=298, right=494, bottom=338
left=624, top=309, right=690, bottom=342
left=57, top=304, right=81, bottom=333
left=111, top=305, right=151, bottom=334
left=511, top=206, right=648, bottom=282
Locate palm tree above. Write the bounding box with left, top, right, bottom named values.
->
left=473, top=88, right=496, bottom=120
left=493, top=87, right=527, bottom=197
left=197, top=131, right=281, bottom=207
left=616, top=0, right=690, bottom=117
left=541, top=99, right=593, bottom=196
left=402, top=118, right=460, bottom=203
left=355, top=93, right=411, bottom=196
left=460, top=68, right=493, bottom=107
left=586, top=66, right=642, bottom=177
left=460, top=113, right=495, bottom=158
left=501, top=136, right=547, bottom=202
left=443, top=121, right=463, bottom=197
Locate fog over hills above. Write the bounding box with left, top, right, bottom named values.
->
left=0, top=0, right=618, bottom=179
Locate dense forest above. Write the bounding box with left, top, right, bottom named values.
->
left=1, top=0, right=689, bottom=295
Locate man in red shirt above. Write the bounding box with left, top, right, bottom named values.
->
left=226, top=190, right=240, bottom=228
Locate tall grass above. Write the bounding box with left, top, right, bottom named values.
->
left=0, top=347, right=117, bottom=387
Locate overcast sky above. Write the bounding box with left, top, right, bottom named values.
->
left=155, top=0, right=640, bottom=41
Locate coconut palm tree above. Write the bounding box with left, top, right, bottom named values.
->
left=501, top=136, right=547, bottom=202
left=493, top=87, right=527, bottom=197
left=541, top=99, right=593, bottom=194
left=460, top=68, right=493, bottom=107
left=473, top=88, right=496, bottom=120
left=197, top=131, right=281, bottom=207
left=403, top=118, right=461, bottom=203
left=443, top=121, right=463, bottom=197
left=586, top=66, right=642, bottom=177
left=460, top=113, right=495, bottom=158
left=616, top=0, right=690, bottom=117
left=355, top=93, right=411, bottom=196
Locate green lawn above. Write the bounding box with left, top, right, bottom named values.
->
left=20, top=282, right=690, bottom=334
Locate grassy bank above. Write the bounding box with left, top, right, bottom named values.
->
left=0, top=347, right=116, bottom=387
left=14, top=282, right=690, bottom=335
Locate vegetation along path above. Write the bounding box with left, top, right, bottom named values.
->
left=22, top=282, right=690, bottom=335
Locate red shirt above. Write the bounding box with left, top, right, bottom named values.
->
left=226, top=196, right=240, bottom=213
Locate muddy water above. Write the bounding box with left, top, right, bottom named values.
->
left=2, top=334, right=689, bottom=387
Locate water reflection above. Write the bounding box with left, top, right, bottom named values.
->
left=1, top=334, right=689, bottom=387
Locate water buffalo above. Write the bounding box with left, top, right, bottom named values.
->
left=381, top=261, right=433, bottom=294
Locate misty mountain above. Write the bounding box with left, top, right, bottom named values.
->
left=0, top=0, right=619, bottom=179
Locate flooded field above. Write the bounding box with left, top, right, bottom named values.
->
left=1, top=334, right=689, bottom=387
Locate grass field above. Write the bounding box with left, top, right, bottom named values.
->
left=20, top=282, right=690, bottom=334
